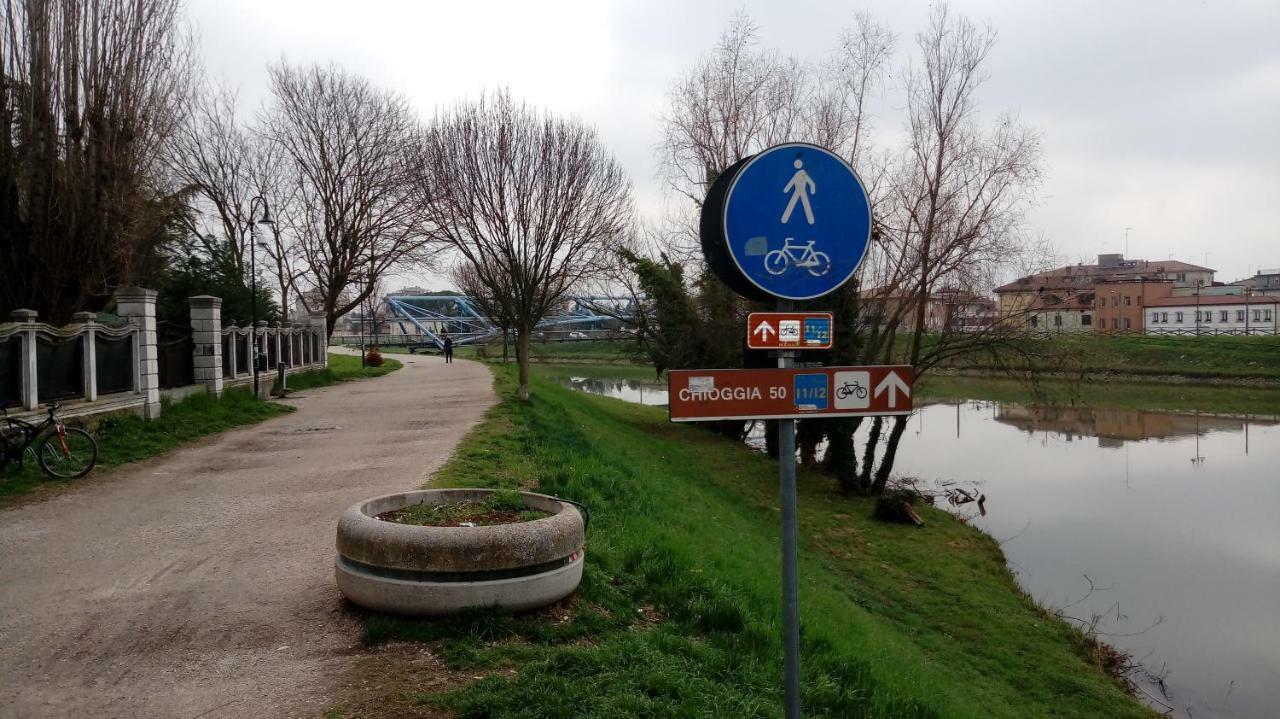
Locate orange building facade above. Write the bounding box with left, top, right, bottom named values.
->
left=1092, top=279, right=1174, bottom=332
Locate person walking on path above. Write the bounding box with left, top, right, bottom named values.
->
left=443, top=333, right=454, bottom=364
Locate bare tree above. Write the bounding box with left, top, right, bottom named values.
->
left=164, top=83, right=256, bottom=267
left=422, top=90, right=633, bottom=400
left=261, top=62, right=432, bottom=336
left=249, top=135, right=306, bottom=320
left=654, top=8, right=1040, bottom=495
left=855, top=5, right=1043, bottom=492
left=1, top=0, right=195, bottom=321
left=657, top=13, right=892, bottom=261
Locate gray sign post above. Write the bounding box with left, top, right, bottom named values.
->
left=776, top=299, right=802, bottom=719
left=697, top=143, right=873, bottom=719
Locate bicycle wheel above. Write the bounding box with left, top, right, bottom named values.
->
left=808, top=251, right=831, bottom=277
left=764, top=250, right=789, bottom=275
left=37, top=428, right=98, bottom=479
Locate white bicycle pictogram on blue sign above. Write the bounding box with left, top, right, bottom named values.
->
left=764, top=238, right=831, bottom=277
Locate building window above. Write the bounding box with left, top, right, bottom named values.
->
left=1177, top=272, right=1187, bottom=282
left=1124, top=318, right=1131, bottom=329
left=1112, top=296, right=1119, bottom=307
left=1029, top=315, right=1038, bottom=328
left=1150, top=312, right=1159, bottom=325
left=1253, top=310, right=1262, bottom=322
left=1267, top=310, right=1274, bottom=322
left=1176, top=311, right=1184, bottom=323
left=1125, top=296, right=1132, bottom=306
left=1161, top=312, right=1168, bottom=323
left=1237, top=310, right=1246, bottom=322
left=1220, top=310, right=1229, bottom=323
left=1054, top=314, right=1063, bottom=327
left=1112, top=319, right=1119, bottom=330
left=1082, top=314, right=1092, bottom=326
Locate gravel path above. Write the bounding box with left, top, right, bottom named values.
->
left=0, top=354, right=495, bottom=718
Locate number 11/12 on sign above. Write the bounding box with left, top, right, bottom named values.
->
left=667, top=366, right=913, bottom=422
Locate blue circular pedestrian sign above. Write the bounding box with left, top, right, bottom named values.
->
left=702, top=143, right=872, bottom=301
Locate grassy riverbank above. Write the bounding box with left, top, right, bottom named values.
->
left=918, top=374, right=1280, bottom=416
left=0, top=388, right=291, bottom=505
left=942, top=333, right=1280, bottom=382
left=338, top=365, right=1154, bottom=719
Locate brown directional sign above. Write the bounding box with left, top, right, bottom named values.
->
left=668, top=365, right=913, bottom=422
left=747, top=312, right=834, bottom=350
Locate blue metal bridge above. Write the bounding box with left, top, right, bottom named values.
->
left=384, top=295, right=636, bottom=350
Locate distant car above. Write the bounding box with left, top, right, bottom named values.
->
left=567, top=331, right=587, bottom=340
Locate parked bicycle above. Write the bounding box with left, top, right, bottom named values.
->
left=1, top=402, right=99, bottom=479
left=764, top=238, right=831, bottom=277
left=835, top=381, right=868, bottom=400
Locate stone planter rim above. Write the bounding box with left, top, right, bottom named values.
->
left=336, top=488, right=584, bottom=574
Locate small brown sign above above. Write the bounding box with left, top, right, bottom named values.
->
left=746, top=312, right=834, bottom=350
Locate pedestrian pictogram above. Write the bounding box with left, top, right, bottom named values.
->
left=781, top=159, right=817, bottom=225
left=747, top=312, right=834, bottom=350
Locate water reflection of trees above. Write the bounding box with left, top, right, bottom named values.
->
left=563, top=377, right=668, bottom=406
left=993, top=405, right=1277, bottom=445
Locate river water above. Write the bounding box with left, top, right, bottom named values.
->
left=557, top=373, right=1280, bottom=719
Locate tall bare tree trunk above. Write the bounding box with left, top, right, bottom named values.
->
left=502, top=328, right=510, bottom=363
left=826, top=417, right=862, bottom=494
left=857, top=416, right=884, bottom=494
left=872, top=415, right=909, bottom=494
left=516, top=327, right=532, bottom=401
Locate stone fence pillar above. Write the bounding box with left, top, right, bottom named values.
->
left=190, top=296, right=224, bottom=396
left=11, top=309, right=39, bottom=410
left=271, top=322, right=283, bottom=369
left=115, top=287, right=161, bottom=419
left=72, top=311, right=97, bottom=402
left=310, top=313, right=328, bottom=368
left=225, top=324, right=238, bottom=378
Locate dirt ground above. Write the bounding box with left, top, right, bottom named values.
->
left=0, top=354, right=495, bottom=718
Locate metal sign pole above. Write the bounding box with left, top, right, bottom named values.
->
left=777, top=299, right=801, bottom=719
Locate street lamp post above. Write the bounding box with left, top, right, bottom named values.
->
left=247, top=196, right=274, bottom=396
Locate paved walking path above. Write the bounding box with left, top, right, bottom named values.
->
left=0, top=355, right=495, bottom=718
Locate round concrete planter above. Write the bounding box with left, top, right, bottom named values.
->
left=335, top=488, right=585, bottom=616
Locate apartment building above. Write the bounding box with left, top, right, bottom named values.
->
left=995, top=253, right=1214, bottom=332
left=1143, top=294, right=1280, bottom=335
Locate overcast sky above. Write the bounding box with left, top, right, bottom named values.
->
left=189, top=0, right=1279, bottom=287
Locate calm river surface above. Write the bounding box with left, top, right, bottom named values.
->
left=559, top=374, right=1280, bottom=719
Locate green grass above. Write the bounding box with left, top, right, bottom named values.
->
left=380, top=488, right=551, bottom=527
left=943, top=333, right=1280, bottom=381
left=285, top=353, right=402, bottom=390
left=533, top=361, right=663, bottom=383
left=0, top=388, right=291, bottom=504
left=357, top=365, right=1154, bottom=719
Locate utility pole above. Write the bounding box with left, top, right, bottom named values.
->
left=1195, top=281, right=1203, bottom=337
left=1124, top=227, right=1134, bottom=258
